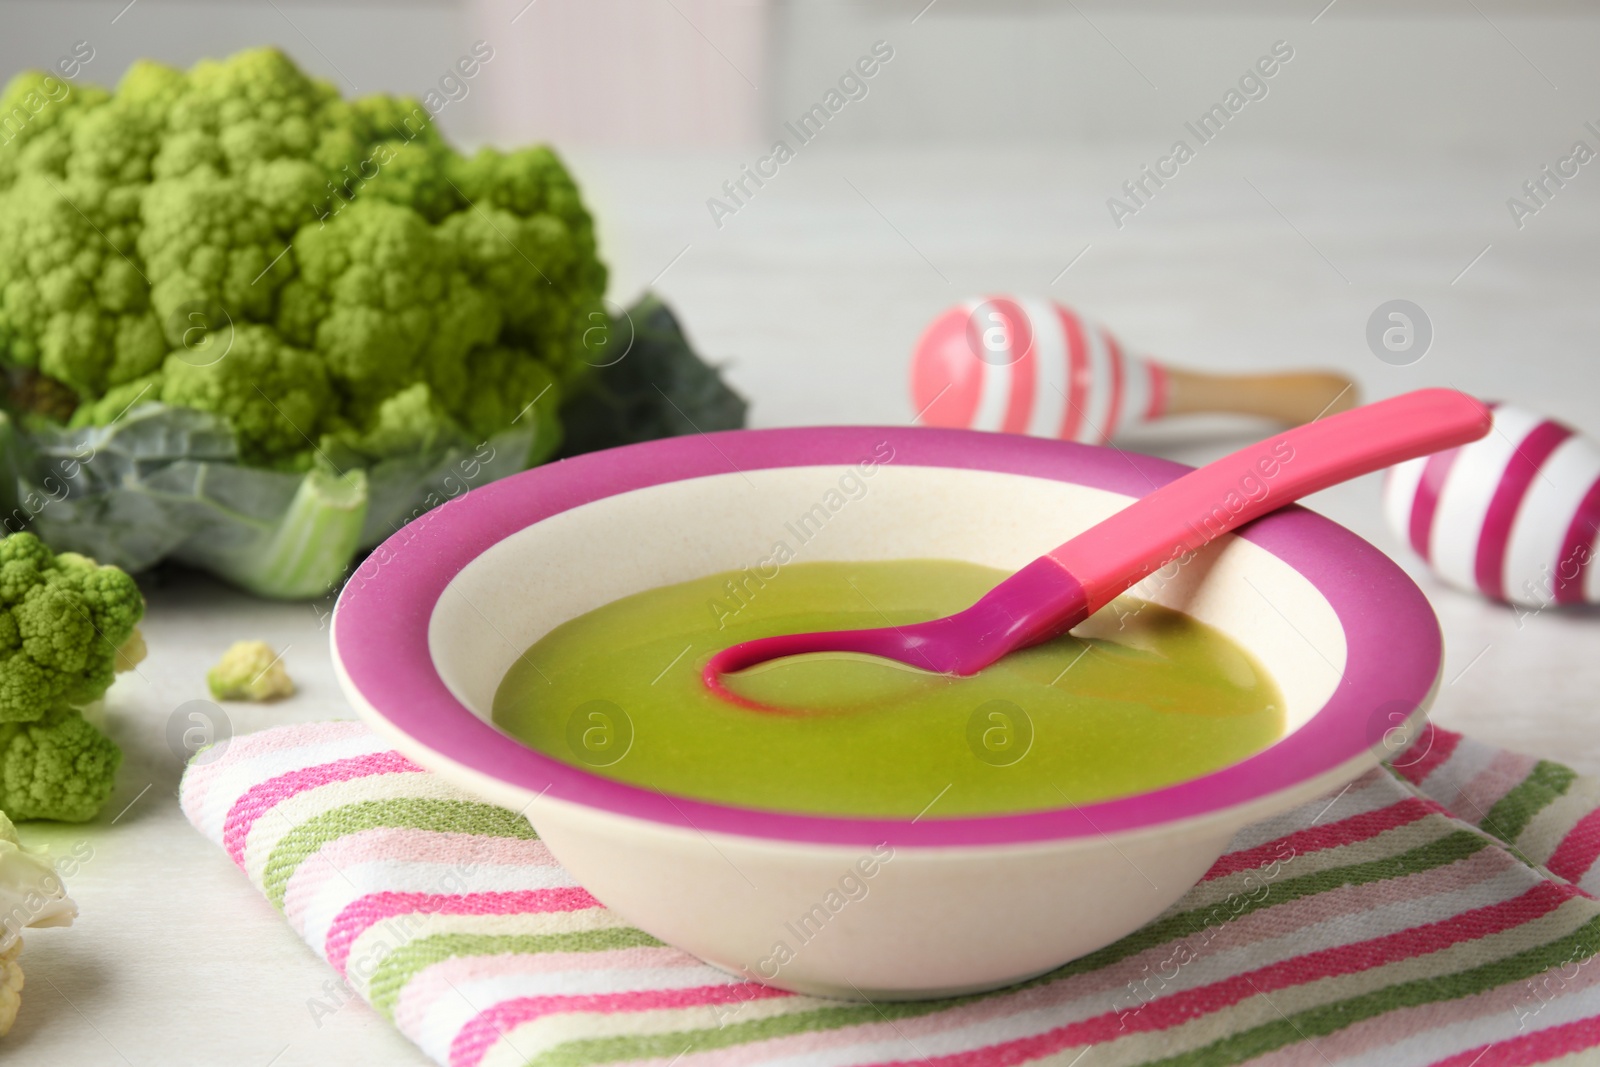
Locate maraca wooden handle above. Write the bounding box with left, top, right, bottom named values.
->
left=1163, top=368, right=1359, bottom=426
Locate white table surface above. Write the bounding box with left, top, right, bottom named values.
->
left=9, top=143, right=1600, bottom=1065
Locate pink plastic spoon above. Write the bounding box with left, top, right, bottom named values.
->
left=704, top=388, right=1491, bottom=700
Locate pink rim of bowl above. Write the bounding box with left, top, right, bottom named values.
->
left=331, top=426, right=1441, bottom=850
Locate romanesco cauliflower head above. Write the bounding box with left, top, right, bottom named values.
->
left=0, top=46, right=606, bottom=470
left=0, top=533, right=144, bottom=723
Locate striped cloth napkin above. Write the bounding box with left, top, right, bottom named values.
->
left=180, top=721, right=1600, bottom=1067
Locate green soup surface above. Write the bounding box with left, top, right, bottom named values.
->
left=492, top=560, right=1285, bottom=818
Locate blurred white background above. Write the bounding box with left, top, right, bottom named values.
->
left=7, top=0, right=1599, bottom=151
left=5, top=0, right=1597, bottom=427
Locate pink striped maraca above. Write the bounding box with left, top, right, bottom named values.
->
left=911, top=297, right=1357, bottom=442
left=1384, top=403, right=1600, bottom=608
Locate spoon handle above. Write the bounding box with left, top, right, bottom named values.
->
left=1049, top=388, right=1492, bottom=615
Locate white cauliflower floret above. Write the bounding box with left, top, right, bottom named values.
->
left=207, top=640, right=296, bottom=702
left=0, top=940, right=19, bottom=1037
left=0, top=811, right=77, bottom=1037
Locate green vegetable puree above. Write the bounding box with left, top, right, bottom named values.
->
left=492, top=560, right=1285, bottom=818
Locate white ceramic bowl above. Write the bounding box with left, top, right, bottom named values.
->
left=331, top=427, right=1442, bottom=1000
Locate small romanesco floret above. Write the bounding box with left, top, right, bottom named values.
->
left=0, top=533, right=146, bottom=724
left=0, top=706, right=122, bottom=822
left=0, top=809, right=78, bottom=1035
left=207, top=640, right=295, bottom=702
